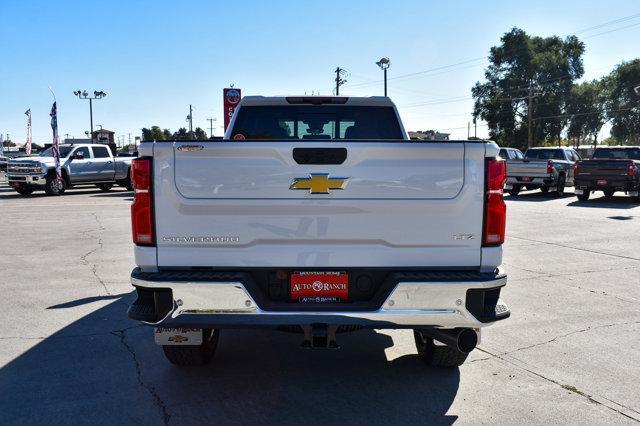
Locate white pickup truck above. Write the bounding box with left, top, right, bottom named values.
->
left=127, top=96, right=510, bottom=367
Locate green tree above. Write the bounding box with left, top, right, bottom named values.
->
left=566, top=79, right=608, bottom=146
left=142, top=126, right=169, bottom=141
left=194, top=127, right=207, bottom=140
left=607, top=59, right=640, bottom=144
left=472, top=28, right=585, bottom=150
left=3, top=140, right=16, bottom=147
left=171, top=128, right=190, bottom=140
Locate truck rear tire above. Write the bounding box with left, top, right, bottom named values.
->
left=555, top=175, right=566, bottom=197
left=577, top=191, right=590, bottom=201
left=540, top=186, right=549, bottom=194
left=96, top=183, right=113, bottom=191
left=162, top=329, right=219, bottom=366
left=13, top=184, right=34, bottom=196
left=44, top=176, right=66, bottom=196
left=117, top=171, right=133, bottom=191
left=508, top=185, right=521, bottom=196
left=413, top=330, right=468, bottom=367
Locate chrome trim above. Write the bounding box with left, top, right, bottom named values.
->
left=131, top=274, right=507, bottom=328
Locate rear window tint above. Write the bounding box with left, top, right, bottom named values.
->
left=231, top=106, right=403, bottom=140
left=524, top=149, right=565, bottom=160
left=592, top=148, right=640, bottom=160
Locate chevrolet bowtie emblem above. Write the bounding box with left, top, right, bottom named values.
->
left=290, top=173, right=349, bottom=194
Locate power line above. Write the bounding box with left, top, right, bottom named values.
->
left=583, top=21, right=640, bottom=39
left=574, top=12, right=640, bottom=34
left=342, top=12, right=640, bottom=91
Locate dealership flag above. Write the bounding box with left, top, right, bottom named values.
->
left=50, top=102, right=62, bottom=183
left=25, top=109, right=32, bottom=156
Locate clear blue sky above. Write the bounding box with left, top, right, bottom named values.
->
left=1, top=0, right=639, bottom=144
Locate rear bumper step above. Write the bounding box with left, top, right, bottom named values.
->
left=128, top=268, right=509, bottom=329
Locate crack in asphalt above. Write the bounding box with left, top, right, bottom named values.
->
left=499, top=320, right=640, bottom=356
left=504, top=263, right=640, bottom=304
left=0, top=324, right=144, bottom=341
left=475, top=347, right=640, bottom=422
left=510, top=235, right=640, bottom=262
left=78, top=212, right=119, bottom=300
left=112, top=329, right=171, bottom=425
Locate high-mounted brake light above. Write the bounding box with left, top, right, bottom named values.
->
left=547, top=160, right=554, bottom=175
left=483, top=158, right=507, bottom=246
left=285, top=96, right=348, bottom=105
left=131, top=158, right=154, bottom=246
left=628, top=161, right=636, bottom=177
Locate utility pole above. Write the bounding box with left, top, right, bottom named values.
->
left=128, top=133, right=131, bottom=146
left=187, top=105, right=193, bottom=132
left=474, top=118, right=477, bottom=139
left=334, top=67, right=347, bottom=95
left=528, top=86, right=534, bottom=148
left=206, top=118, right=216, bottom=138
left=467, top=122, right=470, bottom=139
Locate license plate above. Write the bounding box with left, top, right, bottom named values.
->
left=154, top=328, right=203, bottom=345
left=597, top=179, right=607, bottom=186
left=521, top=176, right=532, bottom=182
left=290, top=271, right=349, bottom=303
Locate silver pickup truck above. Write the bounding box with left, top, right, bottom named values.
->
left=6, top=144, right=133, bottom=195
left=505, top=147, right=580, bottom=196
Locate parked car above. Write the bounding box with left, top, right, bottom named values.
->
left=499, top=147, right=524, bottom=162
left=573, top=146, right=640, bottom=201
left=505, top=147, right=580, bottom=196
left=6, top=143, right=133, bottom=195
left=127, top=96, right=510, bottom=368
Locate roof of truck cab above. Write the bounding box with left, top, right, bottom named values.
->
left=238, top=96, right=396, bottom=107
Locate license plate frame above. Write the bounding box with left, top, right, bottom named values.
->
left=154, top=328, right=203, bottom=346
left=290, top=271, right=349, bottom=303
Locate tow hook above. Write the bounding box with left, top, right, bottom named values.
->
left=301, top=324, right=339, bottom=349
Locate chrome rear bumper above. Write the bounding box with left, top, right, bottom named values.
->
left=129, top=268, right=509, bottom=329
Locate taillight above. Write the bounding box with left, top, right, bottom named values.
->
left=547, top=160, right=554, bottom=175
left=483, top=158, right=507, bottom=246
left=131, top=158, right=154, bottom=246
left=573, top=162, right=579, bottom=176
left=628, top=161, right=636, bottom=177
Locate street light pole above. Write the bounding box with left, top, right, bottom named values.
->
left=73, top=90, right=107, bottom=135
left=376, top=57, right=390, bottom=97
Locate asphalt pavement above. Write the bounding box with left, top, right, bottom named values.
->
left=0, top=183, right=639, bottom=425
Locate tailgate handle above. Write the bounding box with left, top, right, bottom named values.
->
left=293, top=148, right=347, bottom=165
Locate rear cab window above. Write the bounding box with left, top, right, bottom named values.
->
left=592, top=148, right=640, bottom=160
left=524, top=149, right=565, bottom=160
left=230, top=105, right=404, bottom=140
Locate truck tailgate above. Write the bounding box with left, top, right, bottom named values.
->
left=578, top=160, right=631, bottom=177
left=152, top=141, right=487, bottom=268
left=507, top=160, right=548, bottom=177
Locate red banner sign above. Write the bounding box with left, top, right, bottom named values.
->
left=223, top=88, right=241, bottom=131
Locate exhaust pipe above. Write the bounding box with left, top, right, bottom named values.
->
left=419, top=328, right=478, bottom=353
